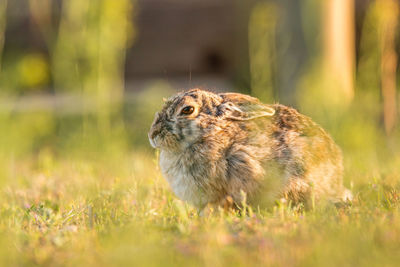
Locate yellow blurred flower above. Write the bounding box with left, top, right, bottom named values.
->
left=18, top=53, right=49, bottom=88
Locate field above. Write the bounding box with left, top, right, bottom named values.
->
left=0, top=0, right=399, bottom=266
left=1, top=91, right=400, bottom=267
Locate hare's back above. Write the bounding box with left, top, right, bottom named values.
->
left=269, top=104, right=344, bottom=200
left=267, top=105, right=341, bottom=169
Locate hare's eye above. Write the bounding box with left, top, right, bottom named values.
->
left=181, top=106, right=194, bottom=115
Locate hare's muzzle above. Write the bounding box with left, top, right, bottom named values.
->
left=148, top=132, right=159, bottom=149
left=149, top=112, right=163, bottom=148
left=148, top=136, right=156, bottom=148
left=148, top=126, right=161, bottom=148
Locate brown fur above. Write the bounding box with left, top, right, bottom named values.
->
left=148, top=89, right=351, bottom=211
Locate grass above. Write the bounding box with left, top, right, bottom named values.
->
left=1, top=0, right=398, bottom=264
left=1, top=98, right=400, bottom=267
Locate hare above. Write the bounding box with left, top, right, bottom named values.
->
left=148, top=89, right=352, bottom=211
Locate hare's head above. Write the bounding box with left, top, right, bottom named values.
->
left=148, top=89, right=275, bottom=150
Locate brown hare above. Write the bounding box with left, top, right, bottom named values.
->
left=148, top=89, right=352, bottom=211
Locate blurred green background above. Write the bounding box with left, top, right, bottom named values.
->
left=0, top=0, right=400, bottom=266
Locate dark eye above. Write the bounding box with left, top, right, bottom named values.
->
left=181, top=106, right=194, bottom=115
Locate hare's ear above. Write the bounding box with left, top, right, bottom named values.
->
left=219, top=102, right=275, bottom=121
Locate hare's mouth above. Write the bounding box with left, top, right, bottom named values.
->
left=149, top=130, right=180, bottom=150
left=149, top=135, right=158, bottom=148
left=149, top=138, right=156, bottom=148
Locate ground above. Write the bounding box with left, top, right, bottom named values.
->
left=0, top=92, right=400, bottom=266
left=1, top=145, right=400, bottom=266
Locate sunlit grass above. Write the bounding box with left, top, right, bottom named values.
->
left=1, top=155, right=400, bottom=266
left=0, top=98, right=399, bottom=266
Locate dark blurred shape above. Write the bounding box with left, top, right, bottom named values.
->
left=126, top=0, right=237, bottom=77
left=203, top=49, right=226, bottom=73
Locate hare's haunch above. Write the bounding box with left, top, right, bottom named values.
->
left=148, top=89, right=351, bottom=210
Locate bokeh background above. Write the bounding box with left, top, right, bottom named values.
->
left=1, top=0, right=400, bottom=266
left=1, top=0, right=399, bottom=148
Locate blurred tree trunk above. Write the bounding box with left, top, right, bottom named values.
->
left=28, top=0, right=54, bottom=47
left=248, top=2, right=278, bottom=103
left=277, top=0, right=308, bottom=106
left=0, top=0, right=7, bottom=74
left=323, top=0, right=355, bottom=103
left=53, top=0, right=134, bottom=135
left=377, top=0, right=398, bottom=135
